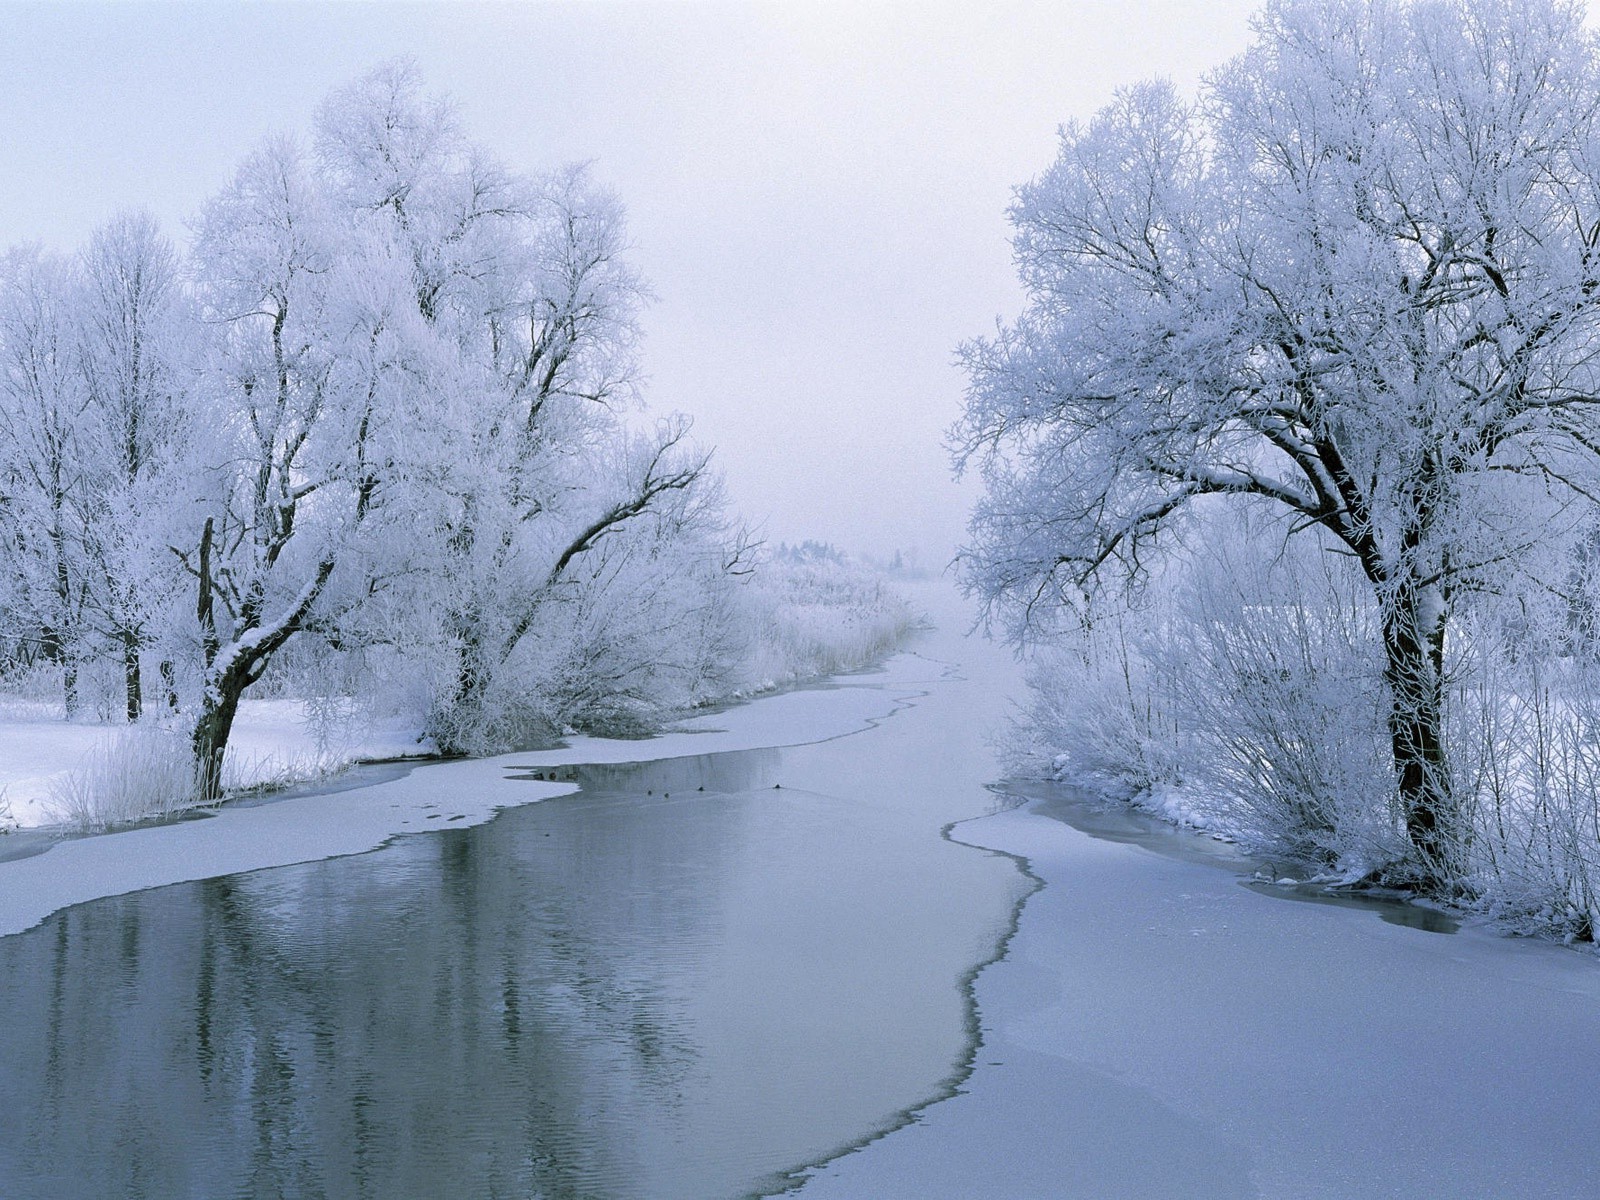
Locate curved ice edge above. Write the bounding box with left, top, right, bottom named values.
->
left=0, top=653, right=934, bottom=941
left=769, top=806, right=1043, bottom=1198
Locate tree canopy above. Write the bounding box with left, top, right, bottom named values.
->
left=956, top=0, right=1600, bottom=884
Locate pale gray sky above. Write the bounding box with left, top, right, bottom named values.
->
left=0, top=1, right=1260, bottom=562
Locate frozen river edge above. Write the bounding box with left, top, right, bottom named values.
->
left=795, top=782, right=1600, bottom=1199
left=0, top=654, right=938, bottom=942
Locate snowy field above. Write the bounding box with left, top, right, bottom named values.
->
left=0, top=656, right=929, bottom=939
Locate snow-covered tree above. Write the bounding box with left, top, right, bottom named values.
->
left=956, top=0, right=1600, bottom=886
left=310, top=62, right=714, bottom=752
left=178, top=136, right=421, bottom=799
left=74, top=210, right=188, bottom=721
left=0, top=249, right=91, bottom=715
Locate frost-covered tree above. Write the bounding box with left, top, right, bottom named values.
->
left=0, top=250, right=91, bottom=715
left=178, top=136, right=435, bottom=799
left=74, top=211, right=188, bottom=721
left=957, top=0, right=1600, bottom=886
left=310, top=62, right=715, bottom=753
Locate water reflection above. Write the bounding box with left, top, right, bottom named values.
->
left=0, top=743, right=1017, bottom=1200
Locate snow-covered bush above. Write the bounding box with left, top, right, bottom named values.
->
left=1020, top=510, right=1406, bottom=876
left=1447, top=606, right=1600, bottom=941
left=44, top=727, right=196, bottom=831
left=432, top=541, right=731, bottom=752
left=1019, top=621, right=1187, bottom=804
left=426, top=538, right=917, bottom=752
left=1169, top=534, right=1400, bottom=873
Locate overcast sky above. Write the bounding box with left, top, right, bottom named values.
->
left=0, top=1, right=1262, bottom=563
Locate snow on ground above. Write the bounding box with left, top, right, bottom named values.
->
left=0, top=716, right=107, bottom=829
left=0, top=658, right=929, bottom=938
left=1, top=658, right=941, bottom=831
left=795, top=790, right=1600, bottom=1199
left=0, top=698, right=431, bottom=830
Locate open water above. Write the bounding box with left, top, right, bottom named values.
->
left=0, top=605, right=1028, bottom=1199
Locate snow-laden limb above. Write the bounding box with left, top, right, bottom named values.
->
left=0, top=655, right=923, bottom=939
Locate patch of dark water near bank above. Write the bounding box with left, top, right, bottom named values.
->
left=0, top=828, right=64, bottom=865
left=1007, top=778, right=1459, bottom=935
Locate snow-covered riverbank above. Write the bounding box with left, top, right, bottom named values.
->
left=796, top=784, right=1600, bottom=1198
left=0, top=655, right=932, bottom=939
left=0, top=698, right=430, bottom=830
left=8, top=576, right=1599, bottom=1198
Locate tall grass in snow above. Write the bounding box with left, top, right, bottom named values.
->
left=45, top=728, right=197, bottom=831
left=42, top=730, right=345, bottom=832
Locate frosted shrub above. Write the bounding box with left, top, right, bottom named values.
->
left=411, top=530, right=917, bottom=754
left=221, top=745, right=342, bottom=795
left=1171, top=547, right=1403, bottom=875
left=45, top=728, right=197, bottom=831
left=1021, top=620, right=1187, bottom=802
left=1025, top=514, right=1405, bottom=876
left=1450, top=615, right=1600, bottom=940
left=737, top=555, right=920, bottom=689
left=0, top=654, right=77, bottom=720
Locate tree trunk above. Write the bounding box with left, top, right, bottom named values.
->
left=1382, top=590, right=1454, bottom=889
left=438, top=602, right=492, bottom=756
left=62, top=657, right=79, bottom=720
left=41, top=628, right=79, bottom=718
left=186, top=511, right=336, bottom=801
left=122, top=630, right=142, bottom=723
left=159, top=660, right=179, bottom=712
left=442, top=649, right=489, bottom=756
left=192, top=672, right=245, bottom=803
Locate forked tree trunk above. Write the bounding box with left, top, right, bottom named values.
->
left=187, top=544, right=334, bottom=800
left=187, top=512, right=336, bottom=803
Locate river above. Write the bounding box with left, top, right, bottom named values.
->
left=6, top=585, right=1600, bottom=1199
left=0, top=585, right=1029, bottom=1200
